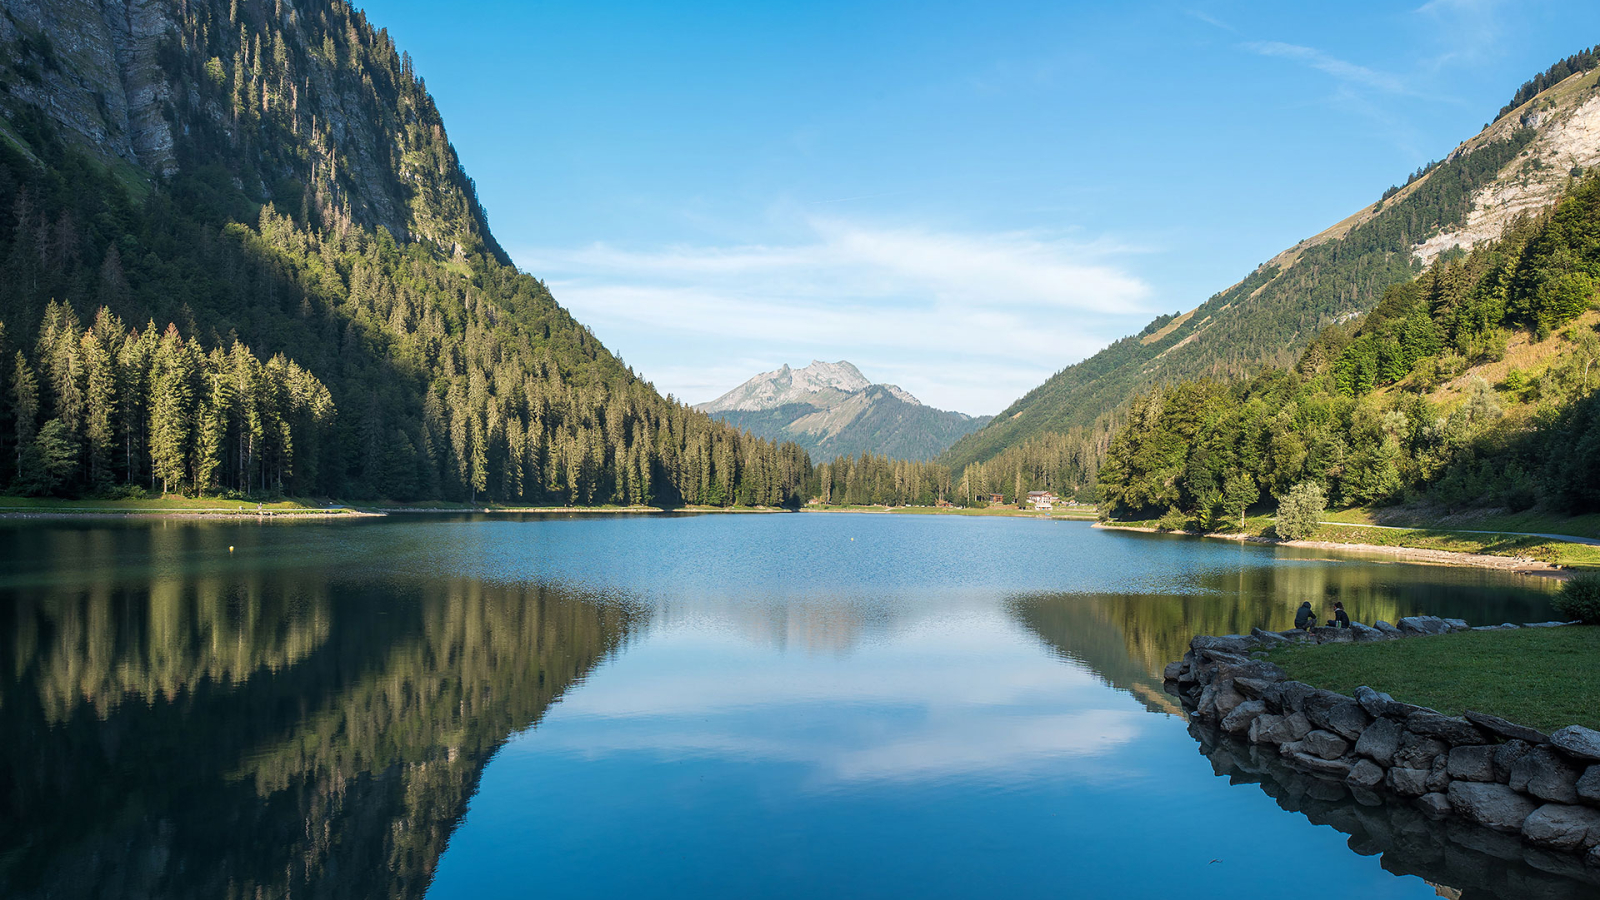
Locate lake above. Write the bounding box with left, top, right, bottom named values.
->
left=0, top=513, right=1574, bottom=898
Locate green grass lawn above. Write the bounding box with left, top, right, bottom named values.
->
left=1322, top=506, right=1600, bottom=541
left=1267, top=626, right=1600, bottom=733
left=0, top=495, right=344, bottom=513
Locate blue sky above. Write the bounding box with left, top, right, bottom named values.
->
left=363, top=0, right=1600, bottom=414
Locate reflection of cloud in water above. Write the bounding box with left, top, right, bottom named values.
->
left=516, top=609, right=1152, bottom=786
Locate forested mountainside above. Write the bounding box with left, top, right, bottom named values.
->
left=1098, top=174, right=1600, bottom=525
left=943, top=56, right=1600, bottom=476
left=699, top=361, right=990, bottom=462
left=0, top=0, right=809, bottom=505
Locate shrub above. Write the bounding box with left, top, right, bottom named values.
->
left=1275, top=481, right=1327, bottom=542
left=1554, top=573, right=1600, bottom=624
left=1156, top=506, right=1189, bottom=533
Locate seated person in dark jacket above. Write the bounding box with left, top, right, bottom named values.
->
left=1294, top=601, right=1315, bottom=630
left=1328, top=601, right=1350, bottom=628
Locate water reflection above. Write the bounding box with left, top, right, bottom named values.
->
left=0, top=516, right=1572, bottom=900
left=0, top=541, right=640, bottom=899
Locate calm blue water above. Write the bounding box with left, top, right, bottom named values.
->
left=0, top=513, right=1568, bottom=898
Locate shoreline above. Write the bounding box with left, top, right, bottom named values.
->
left=1093, top=522, right=1571, bottom=578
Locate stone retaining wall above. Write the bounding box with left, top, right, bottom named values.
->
left=1168, top=615, right=1600, bottom=868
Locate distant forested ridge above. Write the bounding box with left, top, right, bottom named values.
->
left=0, top=0, right=809, bottom=506
left=1098, top=176, right=1600, bottom=525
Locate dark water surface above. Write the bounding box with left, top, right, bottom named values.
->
left=0, top=513, right=1567, bottom=898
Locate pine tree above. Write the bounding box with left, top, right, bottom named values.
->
left=149, top=325, right=196, bottom=495
left=11, top=351, right=39, bottom=483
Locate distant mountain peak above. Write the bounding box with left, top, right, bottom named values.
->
left=697, top=359, right=877, bottom=413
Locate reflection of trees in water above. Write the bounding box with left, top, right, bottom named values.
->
left=1009, top=562, right=1554, bottom=712
left=0, top=566, right=641, bottom=899
left=1189, top=722, right=1600, bottom=900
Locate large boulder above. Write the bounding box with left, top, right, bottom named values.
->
left=1406, top=711, right=1488, bottom=746
left=1285, top=752, right=1353, bottom=779
left=1397, top=616, right=1451, bottom=636
left=1221, top=699, right=1268, bottom=735
left=1579, top=765, right=1600, bottom=804
left=1303, top=729, right=1351, bottom=761
left=1510, top=746, right=1584, bottom=804
left=1251, top=627, right=1289, bottom=648
left=1393, top=733, right=1449, bottom=771
left=1309, top=626, right=1353, bottom=644
left=1446, top=745, right=1497, bottom=783
left=1191, top=634, right=1258, bottom=655
left=1464, top=710, right=1549, bottom=745
left=1448, top=782, right=1540, bottom=833
left=1354, top=717, right=1403, bottom=767
left=1261, top=681, right=1319, bottom=715
left=1418, top=792, right=1453, bottom=818
left=1353, top=685, right=1393, bottom=718
left=1521, top=803, right=1600, bottom=851
left=1494, top=739, right=1533, bottom=782
left=1552, top=726, right=1600, bottom=762
left=1389, top=767, right=1430, bottom=797
left=1442, top=618, right=1470, bottom=632
left=1323, top=701, right=1372, bottom=742
left=1349, top=622, right=1390, bottom=642
left=1372, top=620, right=1402, bottom=637
left=1162, top=660, right=1184, bottom=681
left=1347, top=759, right=1385, bottom=790
left=1302, top=690, right=1353, bottom=731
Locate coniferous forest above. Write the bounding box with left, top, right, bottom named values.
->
left=1097, top=176, right=1600, bottom=525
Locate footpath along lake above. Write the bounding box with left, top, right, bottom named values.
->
left=0, top=513, right=1573, bottom=898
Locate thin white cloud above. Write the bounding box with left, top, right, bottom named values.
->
left=1246, top=41, right=1409, bottom=94
left=513, top=218, right=1154, bottom=413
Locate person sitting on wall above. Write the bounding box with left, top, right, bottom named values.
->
left=1294, top=601, right=1315, bottom=630
left=1327, top=601, right=1350, bottom=628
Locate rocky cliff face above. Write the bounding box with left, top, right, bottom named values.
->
left=0, top=0, right=505, bottom=260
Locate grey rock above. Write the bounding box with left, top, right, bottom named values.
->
left=1249, top=713, right=1283, bottom=744
left=1355, top=717, right=1403, bottom=767
left=1349, top=622, right=1389, bottom=642
left=1393, top=733, right=1449, bottom=771
left=1221, top=699, right=1268, bottom=735
left=1251, top=627, right=1289, bottom=647
left=1347, top=759, right=1386, bottom=790
left=1373, top=620, right=1402, bottom=637
left=1324, top=701, right=1371, bottom=742
left=1162, top=660, right=1184, bottom=681
left=1510, top=747, right=1584, bottom=804
left=1261, top=681, right=1319, bottom=715
left=1442, top=618, right=1470, bottom=632
left=1286, top=751, right=1353, bottom=778
left=1309, top=625, right=1354, bottom=643
left=1255, top=711, right=1313, bottom=745
left=1214, top=658, right=1287, bottom=684
left=1552, top=726, right=1600, bottom=762
left=1192, top=634, right=1258, bottom=655
left=1448, top=782, right=1540, bottom=833
left=1389, top=767, right=1430, bottom=797
left=1398, top=616, right=1451, bottom=636
left=1354, top=685, right=1394, bottom=718
left=1419, top=792, right=1453, bottom=818
left=1590, top=845, right=1600, bottom=868
left=1521, top=803, right=1600, bottom=851
left=1523, top=621, right=1571, bottom=628
left=1579, top=765, right=1600, bottom=803
left=1494, top=739, right=1533, bottom=782
left=1303, top=729, right=1351, bottom=761
left=1425, top=757, right=1452, bottom=793
left=1447, top=745, right=1497, bottom=783
left=1232, top=676, right=1277, bottom=699
left=1406, top=710, right=1489, bottom=746
left=1464, top=710, right=1550, bottom=745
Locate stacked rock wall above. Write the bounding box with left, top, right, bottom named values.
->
left=1169, top=616, right=1600, bottom=868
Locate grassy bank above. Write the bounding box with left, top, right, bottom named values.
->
left=0, top=495, right=352, bottom=515
left=1267, top=626, right=1600, bottom=733
left=1098, top=514, right=1600, bottom=570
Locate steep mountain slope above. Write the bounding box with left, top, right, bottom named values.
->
left=0, top=0, right=809, bottom=506
left=943, top=62, right=1600, bottom=473
left=697, top=360, right=989, bottom=461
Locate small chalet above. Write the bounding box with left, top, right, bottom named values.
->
left=1025, top=491, right=1059, bottom=510
left=979, top=492, right=1004, bottom=504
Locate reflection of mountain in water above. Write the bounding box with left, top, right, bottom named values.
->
left=0, top=564, right=641, bottom=899
left=1189, top=722, right=1600, bottom=900
left=1009, top=560, right=1554, bottom=714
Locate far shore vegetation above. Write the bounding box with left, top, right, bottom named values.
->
left=1266, top=626, right=1600, bottom=733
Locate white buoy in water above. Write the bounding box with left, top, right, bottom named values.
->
left=229, top=546, right=234, bottom=553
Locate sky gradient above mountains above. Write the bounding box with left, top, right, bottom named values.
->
left=363, top=0, right=1600, bottom=414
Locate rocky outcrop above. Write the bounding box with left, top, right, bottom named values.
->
left=1170, top=619, right=1600, bottom=868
